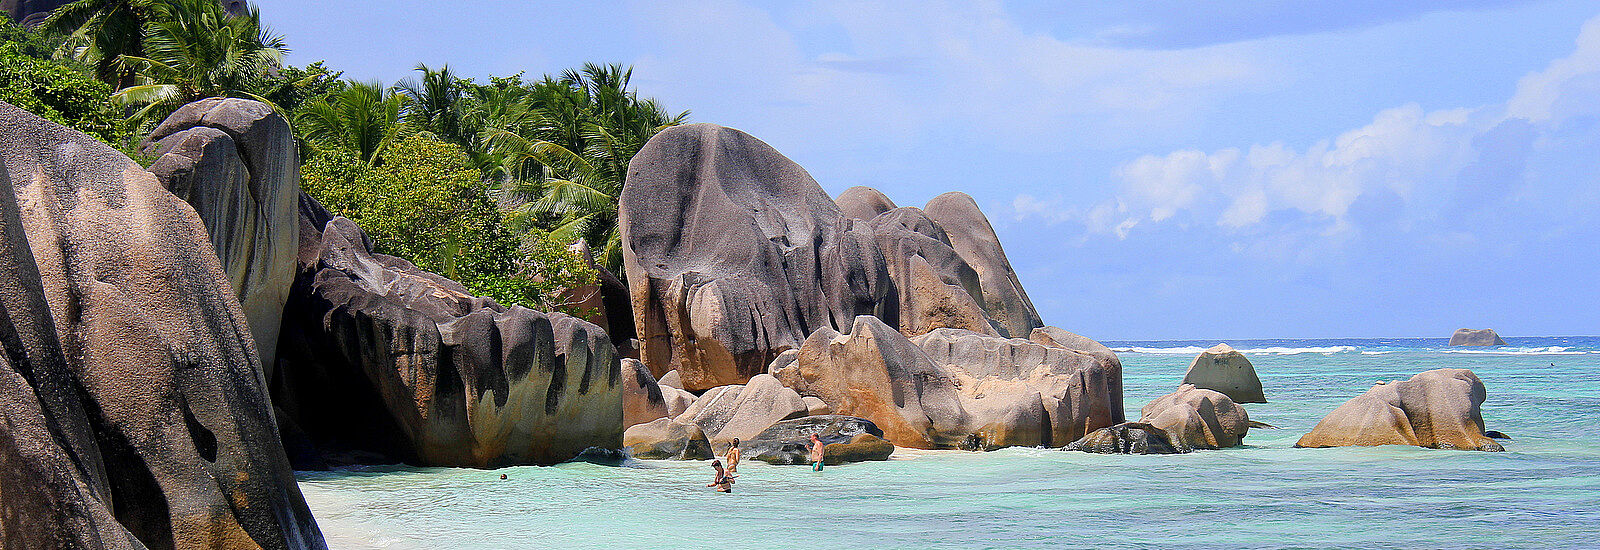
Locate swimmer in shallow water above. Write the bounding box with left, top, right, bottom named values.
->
left=707, top=460, right=733, bottom=493
left=809, top=434, right=825, bottom=472
left=725, top=438, right=742, bottom=478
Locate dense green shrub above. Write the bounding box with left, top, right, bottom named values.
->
left=300, top=133, right=594, bottom=313
left=0, top=39, right=129, bottom=146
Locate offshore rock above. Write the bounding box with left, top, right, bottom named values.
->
left=0, top=101, right=324, bottom=548
left=623, top=358, right=669, bottom=429
left=1139, top=385, right=1250, bottom=449
left=912, top=328, right=1125, bottom=447
left=923, top=192, right=1043, bottom=338
left=274, top=193, right=622, bottom=467
left=868, top=207, right=997, bottom=337
left=1181, top=343, right=1266, bottom=403
left=621, top=123, right=896, bottom=390
left=1063, top=422, right=1190, bottom=455
left=1450, top=328, right=1506, bottom=346
left=743, top=415, right=892, bottom=465
left=1297, top=368, right=1504, bottom=451
left=144, top=97, right=299, bottom=375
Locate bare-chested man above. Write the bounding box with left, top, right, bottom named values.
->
left=707, top=460, right=732, bottom=493
left=725, top=438, right=742, bottom=477
left=809, top=434, right=826, bottom=471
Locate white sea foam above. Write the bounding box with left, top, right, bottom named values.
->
left=1441, top=346, right=1588, bottom=355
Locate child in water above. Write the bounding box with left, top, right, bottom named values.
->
left=707, top=460, right=733, bottom=493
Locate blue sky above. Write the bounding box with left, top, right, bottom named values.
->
left=261, top=0, right=1600, bottom=339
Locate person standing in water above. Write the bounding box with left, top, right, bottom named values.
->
left=725, top=438, right=742, bottom=477
left=809, top=434, right=826, bottom=471
left=707, top=460, right=733, bottom=493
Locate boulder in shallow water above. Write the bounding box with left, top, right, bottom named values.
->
left=273, top=194, right=623, bottom=467
left=1181, top=343, right=1265, bottom=403
left=143, top=97, right=299, bottom=376
left=675, top=374, right=809, bottom=452
left=0, top=101, right=324, bottom=548
left=621, top=123, right=896, bottom=390
left=623, top=358, right=669, bottom=429
left=743, top=415, right=892, bottom=465
left=1450, top=328, right=1506, bottom=346
left=1296, top=368, right=1503, bottom=451
left=1139, top=385, right=1250, bottom=449
left=1062, top=422, right=1191, bottom=455
left=623, top=418, right=714, bottom=460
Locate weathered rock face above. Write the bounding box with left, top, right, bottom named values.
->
left=144, top=97, right=299, bottom=375
left=802, top=396, right=832, bottom=416
left=742, top=415, right=892, bottom=465
left=623, top=358, right=668, bottom=429
left=621, top=123, right=896, bottom=391
left=1450, top=328, right=1506, bottom=346
left=0, top=101, right=324, bottom=548
left=868, top=207, right=996, bottom=337
left=776, top=316, right=968, bottom=449
left=835, top=185, right=897, bottom=221
left=662, top=386, right=696, bottom=418
left=1063, top=422, right=1190, bottom=455
left=912, top=328, right=1125, bottom=448
left=623, top=417, right=714, bottom=460
left=1296, top=368, right=1503, bottom=451
left=924, top=191, right=1042, bottom=338
left=1181, top=343, right=1265, bottom=403
left=674, top=374, right=809, bottom=452
left=1139, top=385, right=1249, bottom=449
left=273, top=193, right=623, bottom=468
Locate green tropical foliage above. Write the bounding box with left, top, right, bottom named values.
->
left=295, top=81, right=405, bottom=164
left=111, top=0, right=286, bottom=125
left=42, top=0, right=160, bottom=86
left=0, top=33, right=128, bottom=145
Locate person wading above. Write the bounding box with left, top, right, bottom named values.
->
left=707, top=460, right=733, bottom=493
left=725, top=438, right=742, bottom=478
left=809, top=434, right=826, bottom=472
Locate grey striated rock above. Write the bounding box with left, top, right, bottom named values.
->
left=621, top=123, right=896, bottom=391
left=0, top=101, right=324, bottom=548
left=1139, top=385, right=1250, bottom=449
left=742, top=415, right=892, bottom=465
left=675, top=374, right=809, bottom=452
left=144, top=98, right=299, bottom=375
left=867, top=207, right=997, bottom=337
left=1063, top=422, right=1190, bottom=455
left=912, top=328, right=1125, bottom=447
left=1450, top=328, right=1506, bottom=346
left=1181, top=343, right=1265, bottom=403
left=623, top=418, right=714, bottom=460
left=623, top=358, right=668, bottom=429
left=1297, top=368, right=1503, bottom=451
left=924, top=191, right=1043, bottom=338
left=273, top=193, right=622, bottom=468
left=835, top=185, right=898, bottom=221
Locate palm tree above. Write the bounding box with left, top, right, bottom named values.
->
left=111, top=0, right=286, bottom=125
left=44, top=0, right=160, bottom=87
left=295, top=81, right=406, bottom=164
left=398, top=63, right=470, bottom=145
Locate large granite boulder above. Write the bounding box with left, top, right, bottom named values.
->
left=868, top=207, right=997, bottom=337
left=1139, top=385, right=1250, bottom=449
left=924, top=192, right=1043, bottom=338
left=621, top=123, right=896, bottom=391
left=1450, top=328, right=1506, bottom=346
left=622, top=417, right=714, bottom=460
left=623, top=358, right=669, bottom=429
left=1296, top=368, right=1503, bottom=451
left=1062, top=422, right=1190, bottom=455
left=0, top=101, right=324, bottom=548
left=742, top=415, right=893, bottom=465
left=1181, top=343, right=1265, bottom=403
left=912, top=328, right=1125, bottom=447
left=273, top=193, right=623, bottom=467
left=775, top=316, right=968, bottom=449
left=1030, top=326, right=1123, bottom=376
left=674, top=374, right=809, bottom=452
left=143, top=98, right=299, bottom=375
left=835, top=185, right=897, bottom=221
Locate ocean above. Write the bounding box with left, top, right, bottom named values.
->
left=297, top=337, right=1600, bottom=549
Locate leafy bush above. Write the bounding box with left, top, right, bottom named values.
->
left=0, top=38, right=129, bottom=146
left=300, top=133, right=594, bottom=313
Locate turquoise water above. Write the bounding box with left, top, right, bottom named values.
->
left=298, top=337, right=1600, bottom=549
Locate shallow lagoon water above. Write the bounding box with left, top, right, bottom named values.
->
left=299, top=337, right=1600, bottom=549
